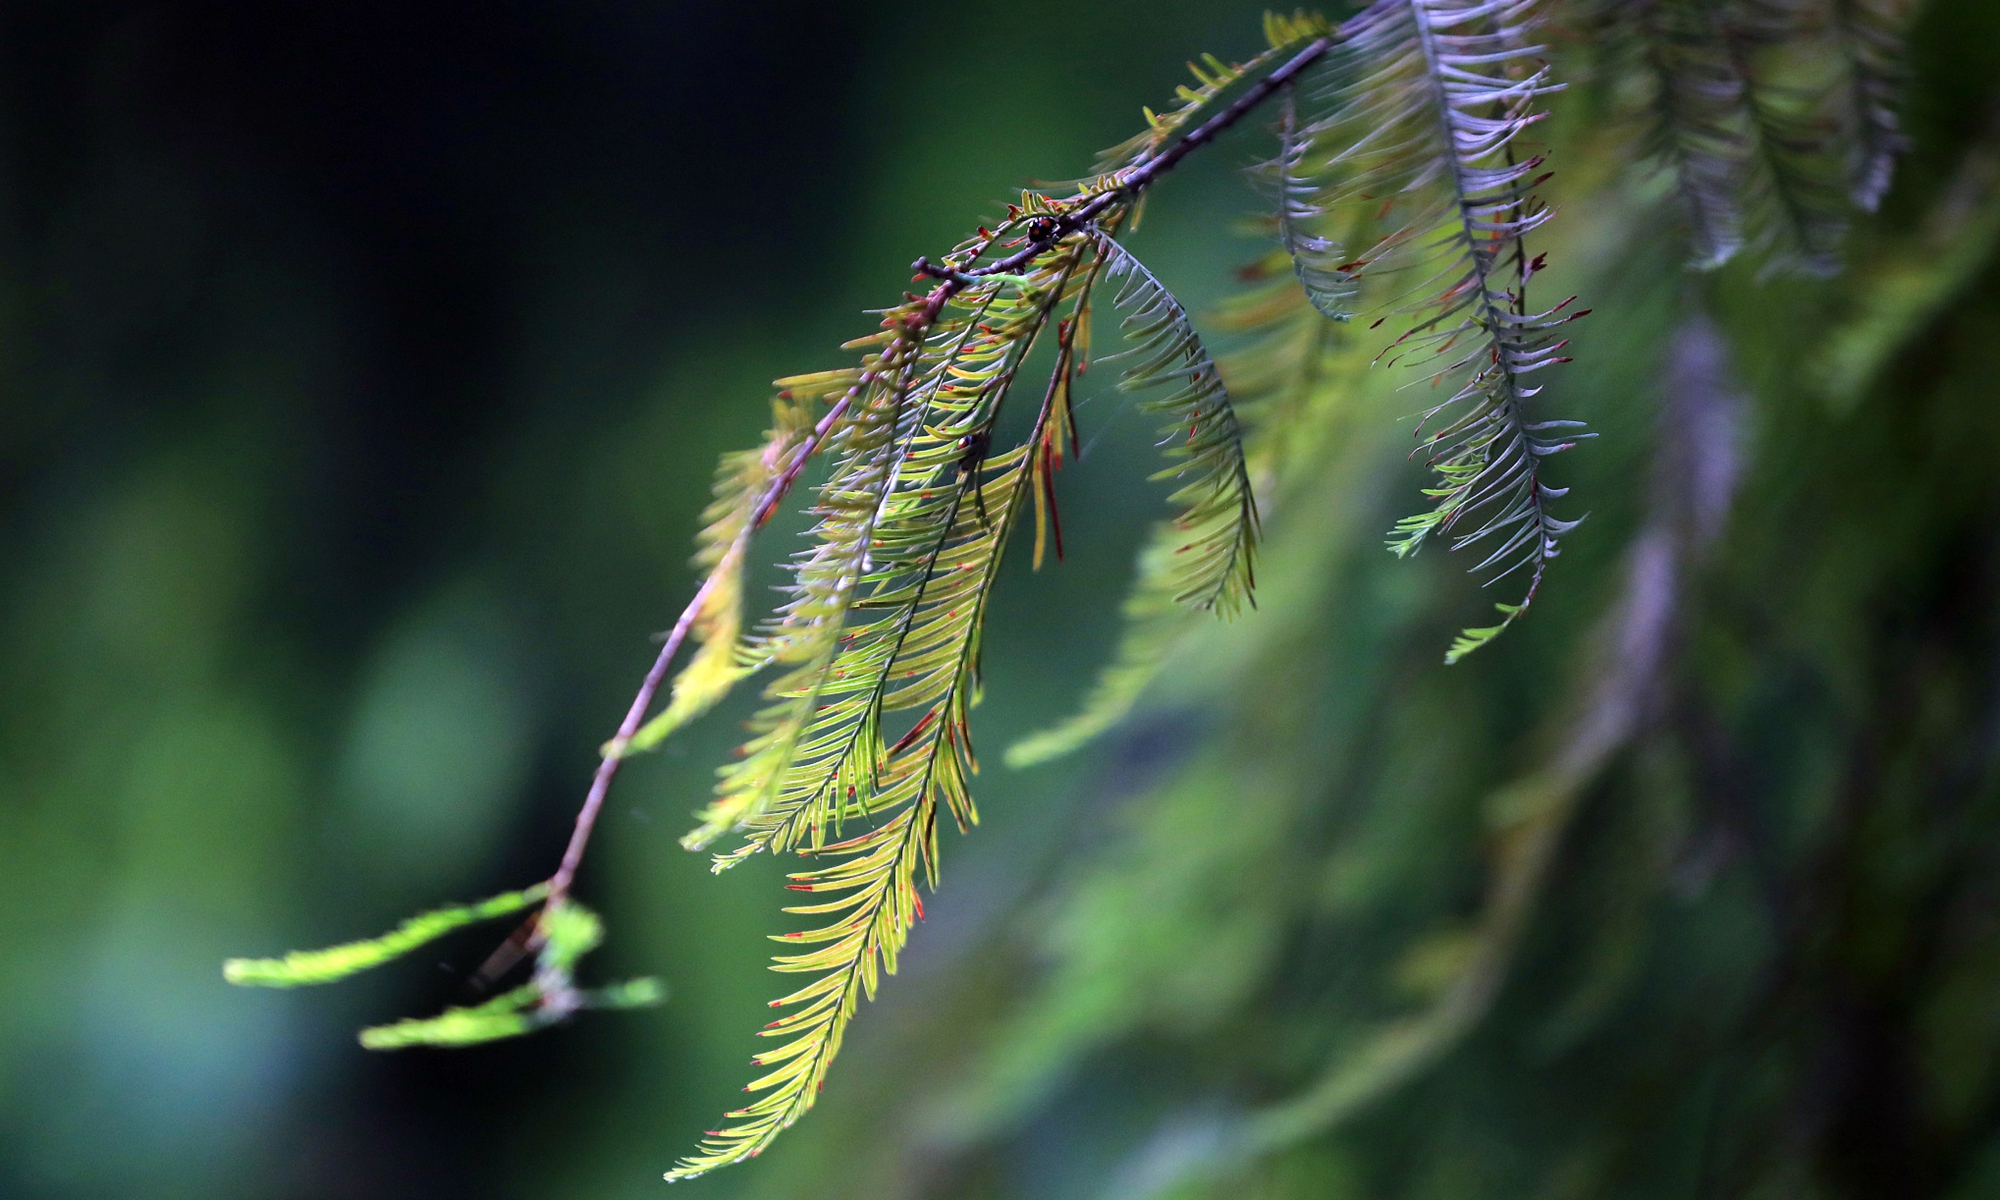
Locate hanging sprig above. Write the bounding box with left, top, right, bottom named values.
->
left=1726, top=0, right=1858, bottom=274
left=702, top=235, right=1095, bottom=870
left=666, top=441, right=1040, bottom=1178
left=668, top=233, right=1103, bottom=1177
left=676, top=298, right=939, bottom=853
left=1272, top=0, right=1588, bottom=660
left=1012, top=212, right=1358, bottom=770
left=1095, top=236, right=1261, bottom=616
left=1274, top=85, right=1366, bottom=317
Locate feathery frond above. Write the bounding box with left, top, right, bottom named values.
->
left=1097, top=236, right=1261, bottom=616
left=692, top=237, right=1090, bottom=868
left=672, top=341, right=920, bottom=853
left=668, top=231, right=1107, bottom=1176
left=666, top=447, right=1035, bottom=1178
left=1008, top=249, right=1348, bottom=768
left=1275, top=86, right=1366, bottom=316
left=1281, top=0, right=1587, bottom=659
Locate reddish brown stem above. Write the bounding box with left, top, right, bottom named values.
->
left=543, top=392, right=856, bottom=910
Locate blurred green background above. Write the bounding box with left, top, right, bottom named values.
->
left=5, top=2, right=2000, bottom=1199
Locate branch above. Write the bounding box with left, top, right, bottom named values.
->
left=547, top=21, right=1345, bottom=931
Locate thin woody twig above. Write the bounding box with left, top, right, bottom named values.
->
left=913, top=35, right=1339, bottom=288
left=542, top=392, right=856, bottom=911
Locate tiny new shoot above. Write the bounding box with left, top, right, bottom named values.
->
left=225, top=883, right=662, bottom=1049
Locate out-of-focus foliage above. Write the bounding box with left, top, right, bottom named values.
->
left=5, top=2, right=2000, bottom=1200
